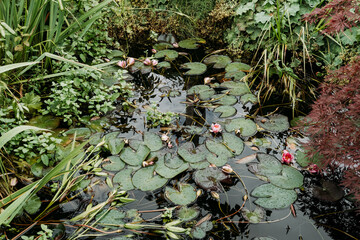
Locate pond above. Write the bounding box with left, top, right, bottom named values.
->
left=7, top=40, right=359, bottom=240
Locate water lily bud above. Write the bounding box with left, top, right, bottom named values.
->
left=243, top=195, right=248, bottom=201
left=210, top=123, right=222, bottom=134
left=209, top=163, right=217, bottom=168
left=204, top=77, right=214, bottom=84
left=172, top=42, right=179, bottom=48
left=161, top=134, right=169, bottom=141
left=196, top=189, right=203, bottom=197
left=127, top=57, right=135, bottom=66
left=143, top=58, right=152, bottom=65
left=211, top=191, right=220, bottom=200
left=117, top=60, right=127, bottom=68
left=281, top=150, right=294, bottom=164
left=222, top=164, right=233, bottom=174
left=151, top=48, right=157, bottom=54
left=308, top=163, right=320, bottom=174
left=168, top=142, right=173, bottom=148
left=152, top=59, right=158, bottom=66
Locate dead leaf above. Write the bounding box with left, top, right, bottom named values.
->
left=235, top=153, right=257, bottom=164
left=10, top=177, right=18, bottom=186
left=250, top=146, right=259, bottom=151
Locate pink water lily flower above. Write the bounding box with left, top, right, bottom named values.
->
left=210, top=123, right=222, bottom=134
left=308, top=164, right=320, bottom=174
left=151, top=59, right=158, bottom=66
left=143, top=58, right=152, bottom=65
left=281, top=150, right=294, bottom=164
left=117, top=60, right=127, bottom=68
left=127, top=57, right=135, bottom=66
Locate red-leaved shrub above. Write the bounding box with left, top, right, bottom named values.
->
left=303, top=0, right=360, bottom=35
left=302, top=57, right=360, bottom=203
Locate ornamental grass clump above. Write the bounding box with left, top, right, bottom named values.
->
left=301, top=57, right=360, bottom=204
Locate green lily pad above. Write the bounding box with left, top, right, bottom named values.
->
left=225, top=62, right=251, bottom=72
left=255, top=153, right=283, bottom=177
left=241, top=206, right=265, bottom=223
left=165, top=183, right=197, bottom=205
left=225, top=71, right=246, bottom=81
left=191, top=221, right=213, bottom=239
left=193, top=167, right=228, bottom=191
left=144, top=132, right=163, bottom=151
left=164, top=154, right=185, bottom=169
left=225, top=118, right=257, bottom=137
left=177, top=206, right=200, bottom=221
left=155, top=154, right=189, bottom=179
left=203, top=55, right=232, bottom=69
left=205, top=140, right=233, bottom=166
left=132, top=166, right=168, bottom=191
left=23, top=195, right=41, bottom=215
left=107, top=50, right=125, bottom=59
left=128, top=139, right=143, bottom=150
left=153, top=42, right=173, bottom=51
left=268, top=165, right=304, bottom=189
left=120, top=145, right=151, bottom=166
left=107, top=138, right=125, bottom=155
left=222, top=132, right=244, bottom=156
left=221, top=81, right=250, bottom=96
left=178, top=38, right=205, bottom=49
left=187, top=85, right=215, bottom=100
left=113, top=168, right=135, bottom=191
left=89, top=132, right=103, bottom=145
left=103, top=156, right=125, bottom=171
left=190, top=161, right=210, bottom=169
left=28, top=115, right=60, bottom=130
left=251, top=183, right=297, bottom=209
left=178, top=142, right=209, bottom=163
left=181, top=62, right=207, bottom=75
left=211, top=94, right=237, bottom=106
left=183, top=126, right=204, bottom=135
left=255, top=114, right=289, bottom=133
left=96, top=209, right=126, bottom=226
left=130, top=61, right=152, bottom=74
left=155, top=49, right=179, bottom=61
left=104, top=132, right=120, bottom=141
left=214, top=106, right=237, bottom=118
left=157, top=61, right=171, bottom=69
left=240, top=93, right=258, bottom=104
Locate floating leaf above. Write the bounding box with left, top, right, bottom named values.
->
left=220, top=81, right=250, bottom=96
left=113, top=168, right=135, bottom=191
left=181, top=62, right=207, bottom=76
left=312, top=180, right=344, bottom=202
left=107, top=138, right=125, bottom=155
left=177, top=206, right=200, bottom=221
left=235, top=153, right=257, bottom=164
left=193, top=167, right=228, bottom=191
left=96, top=209, right=126, bottom=226
left=155, top=154, right=189, bottom=179
left=155, top=49, right=179, bottom=61
left=23, top=195, right=41, bottom=215
left=192, top=221, right=213, bottom=239
left=130, top=61, right=152, bottom=74
left=89, top=132, right=103, bottom=145
left=225, top=62, right=251, bottom=73
left=107, top=50, right=125, bottom=59
left=222, top=132, right=244, bottom=156
left=225, top=71, right=246, bottom=80
left=225, top=118, right=257, bottom=137
left=164, top=154, right=185, bottom=169
left=64, top=128, right=92, bottom=138
left=240, top=93, right=258, bottom=104
left=120, top=145, right=150, bottom=166
left=203, top=55, right=232, bottom=69
left=28, top=115, right=60, bottom=130
left=255, top=114, right=289, bottom=133
left=103, top=156, right=125, bottom=171
left=165, top=183, right=197, bottom=205
left=178, top=38, right=205, bottom=49
left=187, top=85, right=215, bottom=100
left=157, top=61, right=171, bottom=69
left=132, top=166, right=167, bottom=191
left=190, top=161, right=210, bottom=169
left=144, top=132, right=163, bottom=151
left=178, top=142, right=208, bottom=163
left=268, top=165, right=304, bottom=189
left=205, top=140, right=233, bottom=166
left=252, top=153, right=282, bottom=177
left=241, top=206, right=265, bottom=223
left=183, top=126, right=204, bottom=135
left=153, top=42, right=173, bottom=51
left=214, top=105, right=237, bottom=118
left=251, top=184, right=297, bottom=209
left=211, top=94, right=237, bottom=106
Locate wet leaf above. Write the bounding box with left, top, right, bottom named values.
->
left=222, top=132, right=244, bottom=156
left=193, top=167, right=228, bottom=191
left=241, top=206, right=265, bottom=223
left=268, top=166, right=304, bottom=189
left=144, top=132, right=163, bottom=151
left=177, top=206, right=200, bottom=221
left=205, top=140, right=233, bottom=166
left=178, top=38, right=205, bottom=49
left=113, top=168, right=135, bottom=191
left=107, top=138, right=125, bottom=155
left=240, top=93, right=258, bottom=104
left=132, top=166, right=167, bottom=191
left=178, top=142, right=209, bottom=163
left=165, top=183, right=197, bottom=205
left=96, top=209, right=126, bottom=226
left=103, top=156, right=125, bottom=171
left=120, top=145, right=151, bottom=166
left=251, top=184, right=297, bottom=209
left=153, top=42, right=173, bottom=51
left=312, top=180, right=344, bottom=202
left=214, top=105, right=237, bottom=118
left=225, top=118, right=257, bottom=137
left=23, top=195, right=41, bottom=215
left=181, top=62, right=207, bottom=75
left=187, top=85, right=215, bottom=100
left=64, top=128, right=92, bottom=138
left=221, top=81, right=250, bottom=96
left=192, top=221, right=213, bottom=239
left=130, top=61, right=152, bottom=74
left=157, top=61, right=171, bottom=69
left=225, top=62, right=251, bottom=73
left=155, top=154, right=189, bottom=179
left=252, top=153, right=282, bottom=177
left=190, top=161, right=210, bottom=169
left=235, top=153, right=257, bottom=164
left=155, top=49, right=179, bottom=61
left=255, top=114, right=289, bottom=133
left=211, top=94, right=237, bottom=106
left=203, top=55, right=232, bottom=69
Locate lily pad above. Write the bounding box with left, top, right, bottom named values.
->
left=203, top=55, right=232, bottom=69
left=187, top=85, right=215, bottom=100
left=157, top=61, right=171, bottom=69
left=103, top=156, right=125, bottom=171
left=222, top=132, right=244, bottom=156
left=211, top=94, right=237, bottom=106
left=252, top=153, right=283, bottom=177
left=130, top=61, right=152, bottom=74
left=220, top=81, right=250, bottom=96
left=193, top=167, right=228, bottom=191
left=205, top=140, right=233, bottom=166
left=132, top=166, right=167, bottom=191
left=214, top=105, right=237, bottom=118
left=28, top=115, right=60, bottom=130
left=312, top=180, right=344, bottom=202
left=241, top=206, right=265, bottom=223
left=120, top=145, right=150, bottom=166
left=165, top=183, right=197, bottom=205
left=155, top=49, right=179, bottom=61
left=225, top=62, right=251, bottom=72
left=190, top=161, right=210, bottom=169
left=153, top=42, right=173, bottom=51
left=96, top=209, right=126, bottom=226
left=191, top=221, right=213, bottom=239
left=155, top=154, right=189, bottom=179
left=107, top=138, right=125, bottom=155
left=177, top=206, right=200, bottom=221
left=178, top=38, right=205, bottom=49
left=268, top=165, right=304, bottom=189
left=181, top=62, right=207, bottom=75
left=225, top=118, right=257, bottom=137
left=251, top=183, right=297, bottom=209
left=23, top=195, right=41, bottom=215
left=178, top=142, right=209, bottom=163
left=164, top=154, right=185, bottom=169
left=225, top=71, right=246, bottom=81
left=113, top=168, right=135, bottom=191
left=255, top=114, right=289, bottom=133
left=240, top=93, right=258, bottom=104
left=183, top=126, right=204, bottom=135
left=144, top=132, right=163, bottom=151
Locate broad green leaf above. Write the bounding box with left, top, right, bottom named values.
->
left=103, top=156, right=125, bottom=171
left=155, top=50, right=178, bottom=61
left=178, top=38, right=205, bottom=49
left=177, top=206, right=200, bottom=221
left=203, top=55, right=232, bottom=69
left=252, top=153, right=283, bottom=177
left=153, top=42, right=173, bottom=51
left=240, top=93, right=258, bottom=104
left=214, top=105, right=237, bottom=118
left=113, top=168, right=135, bottom=191
left=155, top=154, right=189, bottom=179
left=28, top=115, right=60, bottom=130
left=157, top=61, right=171, bottom=69
left=241, top=206, right=265, bottom=223
left=220, top=81, right=250, bottom=96
left=211, top=94, right=237, bottom=106
left=187, top=85, right=215, bottom=100
left=222, top=132, right=244, bottom=156
left=23, top=195, right=41, bottom=215
left=132, top=166, right=167, bottom=191
left=107, top=138, right=126, bottom=155
left=178, top=142, right=209, bottom=163
left=193, top=167, right=228, bottom=191
left=190, top=161, right=210, bottom=169
left=165, top=183, right=197, bottom=205
left=225, top=62, right=251, bottom=73
left=144, top=132, right=163, bottom=151
left=205, top=140, right=233, bottom=166
left=120, top=145, right=150, bottom=166
left=181, top=62, right=207, bottom=75
left=255, top=114, right=289, bottom=133
left=225, top=118, right=257, bottom=137
left=96, top=209, right=126, bottom=226
left=268, top=166, right=304, bottom=189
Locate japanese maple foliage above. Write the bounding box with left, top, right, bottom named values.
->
left=303, top=0, right=360, bottom=35
left=302, top=57, right=360, bottom=203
